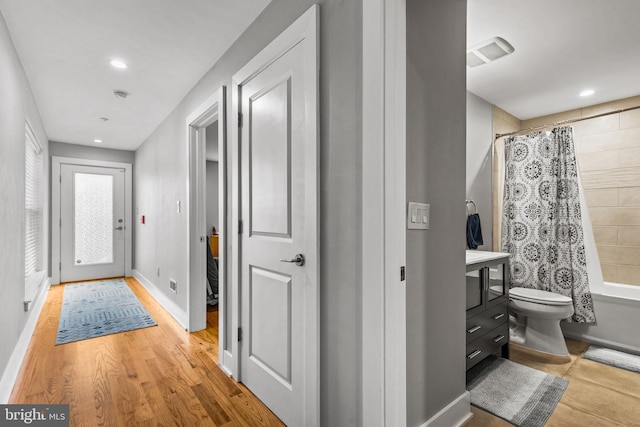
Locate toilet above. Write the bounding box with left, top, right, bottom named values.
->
left=509, top=287, right=574, bottom=358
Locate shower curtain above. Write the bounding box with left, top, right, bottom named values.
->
left=501, top=127, right=596, bottom=323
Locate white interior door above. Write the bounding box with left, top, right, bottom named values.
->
left=236, top=5, right=318, bottom=426
left=60, top=164, right=126, bottom=282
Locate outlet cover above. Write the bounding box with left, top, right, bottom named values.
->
left=169, top=278, right=177, bottom=293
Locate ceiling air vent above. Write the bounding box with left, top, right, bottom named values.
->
left=467, top=37, right=514, bottom=68
left=113, top=89, right=129, bottom=99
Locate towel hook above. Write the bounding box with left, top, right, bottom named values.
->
left=465, top=199, right=477, bottom=216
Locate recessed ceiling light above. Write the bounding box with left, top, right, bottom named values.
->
left=580, top=89, right=595, bottom=97
left=93, top=139, right=103, bottom=143
left=110, top=59, right=128, bottom=69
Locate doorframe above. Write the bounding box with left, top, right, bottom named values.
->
left=185, top=87, right=228, bottom=376
left=51, top=157, right=133, bottom=285
left=231, top=4, right=319, bottom=424
left=362, top=0, right=407, bottom=426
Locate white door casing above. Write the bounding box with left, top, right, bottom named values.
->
left=362, top=0, right=407, bottom=425
left=233, top=5, right=318, bottom=426
left=60, top=164, right=126, bottom=282
left=186, top=87, right=230, bottom=378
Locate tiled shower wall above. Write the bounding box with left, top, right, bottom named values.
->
left=520, top=96, right=640, bottom=286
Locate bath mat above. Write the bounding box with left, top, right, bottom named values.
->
left=56, top=278, right=157, bottom=345
left=583, top=345, right=640, bottom=374
left=467, top=356, right=568, bottom=427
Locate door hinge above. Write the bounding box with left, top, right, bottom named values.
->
left=238, top=327, right=243, bottom=342
left=400, top=266, right=406, bottom=281
left=238, top=220, right=243, bottom=234
left=59, top=262, right=62, bottom=271
left=59, top=175, right=62, bottom=183
left=238, top=112, right=243, bottom=128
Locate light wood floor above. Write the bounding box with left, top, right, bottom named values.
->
left=465, top=339, right=640, bottom=426
left=9, top=277, right=285, bottom=427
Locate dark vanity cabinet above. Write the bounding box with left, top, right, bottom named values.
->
left=465, top=253, right=510, bottom=370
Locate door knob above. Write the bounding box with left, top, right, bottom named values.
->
left=280, top=253, right=305, bottom=267
left=115, top=226, right=124, bottom=230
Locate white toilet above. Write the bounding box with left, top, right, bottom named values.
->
left=509, top=287, right=574, bottom=357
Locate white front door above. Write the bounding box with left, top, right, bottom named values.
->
left=236, top=5, right=318, bottom=426
left=60, top=164, right=126, bottom=282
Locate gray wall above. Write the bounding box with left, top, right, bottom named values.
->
left=133, top=1, right=363, bottom=425
left=406, top=0, right=467, bottom=424
left=206, top=161, right=219, bottom=234
left=0, top=11, right=50, bottom=388
left=466, top=92, right=494, bottom=251
left=205, top=122, right=219, bottom=234
left=49, top=141, right=135, bottom=164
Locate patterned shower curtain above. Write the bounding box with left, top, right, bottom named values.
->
left=501, top=127, right=596, bottom=323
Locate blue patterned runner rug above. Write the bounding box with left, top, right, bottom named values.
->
left=56, top=278, right=157, bottom=345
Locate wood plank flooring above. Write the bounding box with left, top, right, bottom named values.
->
left=9, top=277, right=285, bottom=427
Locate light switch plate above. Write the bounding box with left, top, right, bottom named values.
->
left=407, top=202, right=430, bottom=230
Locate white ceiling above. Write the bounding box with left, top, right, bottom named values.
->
left=0, top=0, right=270, bottom=150
left=5, top=1, right=637, bottom=148
left=467, top=0, right=640, bottom=120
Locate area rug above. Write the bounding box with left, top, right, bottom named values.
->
left=56, top=279, right=157, bottom=345
left=467, top=356, right=568, bottom=427
left=583, top=345, right=640, bottom=374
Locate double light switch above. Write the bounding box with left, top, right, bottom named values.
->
left=407, top=202, right=430, bottom=230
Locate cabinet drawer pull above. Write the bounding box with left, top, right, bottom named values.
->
left=492, top=313, right=505, bottom=320
left=467, top=350, right=482, bottom=359
left=492, top=334, right=505, bottom=343
left=467, top=325, right=482, bottom=334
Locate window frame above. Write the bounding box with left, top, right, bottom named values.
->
left=24, top=120, right=45, bottom=310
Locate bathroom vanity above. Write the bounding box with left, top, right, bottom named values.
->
left=465, top=250, right=510, bottom=370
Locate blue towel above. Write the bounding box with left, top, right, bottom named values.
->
left=466, top=213, right=484, bottom=249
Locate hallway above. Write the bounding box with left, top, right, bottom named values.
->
left=9, top=278, right=283, bottom=426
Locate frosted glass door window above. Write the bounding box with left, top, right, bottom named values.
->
left=74, top=173, right=114, bottom=265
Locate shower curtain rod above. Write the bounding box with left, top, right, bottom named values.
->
left=494, top=104, right=640, bottom=140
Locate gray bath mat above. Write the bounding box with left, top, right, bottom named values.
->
left=583, top=345, right=640, bottom=374
left=467, top=356, right=568, bottom=427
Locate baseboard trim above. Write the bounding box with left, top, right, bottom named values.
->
left=132, top=270, right=188, bottom=330
left=419, top=391, right=472, bottom=427
left=0, top=277, right=51, bottom=404
left=563, top=331, right=640, bottom=356
left=218, top=360, right=233, bottom=378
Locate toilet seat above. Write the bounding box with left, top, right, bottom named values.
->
left=510, top=287, right=573, bottom=306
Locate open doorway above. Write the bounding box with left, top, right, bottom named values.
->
left=186, top=87, right=228, bottom=371
left=204, top=121, right=221, bottom=357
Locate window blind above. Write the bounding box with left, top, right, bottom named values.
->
left=25, top=123, right=43, bottom=300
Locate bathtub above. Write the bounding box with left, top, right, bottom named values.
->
left=559, top=183, right=640, bottom=355
left=561, top=281, right=640, bottom=355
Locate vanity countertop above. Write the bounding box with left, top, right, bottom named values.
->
left=466, top=250, right=510, bottom=266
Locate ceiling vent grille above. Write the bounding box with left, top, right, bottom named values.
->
left=467, top=37, right=514, bottom=67
left=113, top=89, right=129, bottom=99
